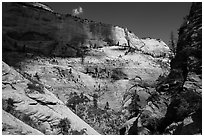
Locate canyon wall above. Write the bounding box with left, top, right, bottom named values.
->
left=3, top=2, right=170, bottom=60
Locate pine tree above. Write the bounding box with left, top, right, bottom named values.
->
left=129, top=90, right=140, bottom=117
left=104, top=102, right=110, bottom=110
left=58, top=118, right=71, bottom=135
left=169, top=31, right=177, bottom=56
left=93, top=93, right=98, bottom=108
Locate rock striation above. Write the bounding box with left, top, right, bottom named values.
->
left=2, top=61, right=100, bottom=135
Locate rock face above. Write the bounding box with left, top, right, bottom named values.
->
left=159, top=2, right=202, bottom=134
left=2, top=2, right=170, bottom=60
left=2, top=110, right=43, bottom=135
left=141, top=38, right=170, bottom=57
left=112, top=26, right=128, bottom=45
left=2, top=61, right=100, bottom=135
left=120, top=2, right=202, bottom=135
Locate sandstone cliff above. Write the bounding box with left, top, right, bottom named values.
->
left=2, top=2, right=170, bottom=60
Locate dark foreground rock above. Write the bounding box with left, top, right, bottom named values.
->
left=120, top=2, right=202, bottom=135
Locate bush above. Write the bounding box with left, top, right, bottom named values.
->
left=111, top=68, right=128, bottom=81
left=65, top=92, right=129, bottom=134
left=75, top=102, right=127, bottom=135
left=27, top=82, right=45, bottom=94
left=104, top=37, right=114, bottom=45
left=20, top=113, right=41, bottom=131
left=128, top=92, right=140, bottom=118
left=2, top=98, right=15, bottom=113
left=57, top=118, right=71, bottom=135
left=66, top=92, right=90, bottom=111
left=65, top=92, right=127, bottom=134
left=57, top=118, right=87, bottom=135
left=140, top=111, right=159, bottom=133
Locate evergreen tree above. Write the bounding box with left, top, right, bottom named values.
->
left=169, top=31, right=177, bottom=56
left=58, top=118, right=71, bottom=135
left=104, top=102, right=110, bottom=110
left=129, top=90, right=140, bottom=118
left=93, top=93, right=98, bottom=108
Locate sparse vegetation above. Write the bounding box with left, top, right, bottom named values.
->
left=85, top=65, right=110, bottom=79
left=27, top=81, right=45, bottom=94
left=2, top=98, right=43, bottom=133
left=65, top=92, right=127, bottom=134
left=76, top=103, right=127, bottom=135
left=66, top=92, right=90, bottom=111
left=56, top=114, right=89, bottom=135
left=111, top=68, right=128, bottom=81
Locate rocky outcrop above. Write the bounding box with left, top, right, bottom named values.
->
left=112, top=26, right=128, bottom=45
left=2, top=110, right=43, bottom=135
left=2, top=61, right=100, bottom=135
left=158, top=2, right=202, bottom=133
left=120, top=2, right=202, bottom=135
left=112, top=26, right=144, bottom=49
left=141, top=38, right=171, bottom=57
left=156, top=2, right=202, bottom=134
left=29, top=2, right=54, bottom=12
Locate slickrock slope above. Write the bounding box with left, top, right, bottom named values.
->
left=2, top=110, right=43, bottom=135
left=2, top=61, right=100, bottom=135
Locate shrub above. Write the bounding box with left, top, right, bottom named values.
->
left=65, top=92, right=127, bottom=134
left=66, top=92, right=90, bottom=111
left=20, top=113, right=41, bottom=131
left=111, top=68, right=128, bottom=81
left=128, top=92, right=140, bottom=118
left=104, top=37, right=114, bottom=45
left=69, top=128, right=87, bottom=135
left=57, top=118, right=87, bottom=135
left=27, top=82, right=45, bottom=94
left=75, top=102, right=127, bottom=135
left=2, top=98, right=15, bottom=113
left=57, top=118, right=71, bottom=135
left=140, top=111, right=159, bottom=133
